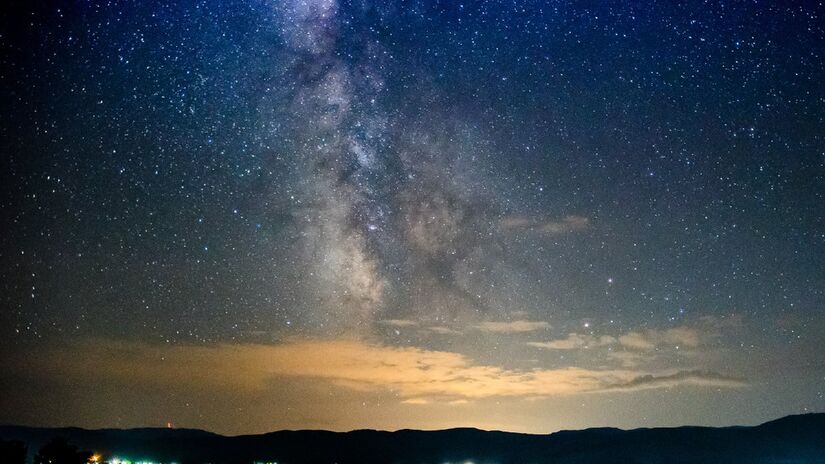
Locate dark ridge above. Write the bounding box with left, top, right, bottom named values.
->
left=1, top=413, right=824, bottom=464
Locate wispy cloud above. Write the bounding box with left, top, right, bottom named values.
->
left=529, top=323, right=728, bottom=366
left=618, top=327, right=701, bottom=351
left=378, top=319, right=419, bottom=327
left=601, top=370, right=745, bottom=392
left=427, top=326, right=463, bottom=335
left=528, top=326, right=706, bottom=352
left=528, top=333, right=616, bottom=350
left=500, top=215, right=590, bottom=236
left=607, top=350, right=651, bottom=368
left=474, top=320, right=551, bottom=333
left=401, top=398, right=431, bottom=405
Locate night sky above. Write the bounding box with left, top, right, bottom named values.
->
left=1, top=0, right=824, bottom=434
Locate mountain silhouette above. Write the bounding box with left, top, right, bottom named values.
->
left=1, top=413, right=823, bottom=463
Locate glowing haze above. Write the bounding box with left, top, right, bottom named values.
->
left=1, top=0, right=823, bottom=434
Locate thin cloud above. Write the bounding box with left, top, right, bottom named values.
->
left=528, top=333, right=616, bottom=350
left=500, top=215, right=590, bottom=236
left=619, top=327, right=701, bottom=351
left=427, top=326, right=463, bottom=335
left=378, top=319, right=419, bottom=327
left=474, top=320, right=551, bottom=333
left=529, top=325, right=719, bottom=357
left=601, top=370, right=746, bottom=392
left=401, top=398, right=431, bottom=405
left=607, top=350, right=651, bottom=368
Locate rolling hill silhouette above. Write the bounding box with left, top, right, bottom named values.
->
left=1, top=413, right=824, bottom=463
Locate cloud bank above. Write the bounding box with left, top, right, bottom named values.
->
left=14, top=339, right=745, bottom=405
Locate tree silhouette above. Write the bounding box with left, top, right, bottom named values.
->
left=0, top=439, right=27, bottom=464
left=34, top=437, right=92, bottom=464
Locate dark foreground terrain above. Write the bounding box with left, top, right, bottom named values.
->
left=2, top=413, right=824, bottom=464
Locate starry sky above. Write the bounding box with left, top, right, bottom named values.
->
left=1, top=0, right=824, bottom=435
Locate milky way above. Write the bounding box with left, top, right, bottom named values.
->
left=264, top=0, right=527, bottom=332
left=1, top=0, right=824, bottom=433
